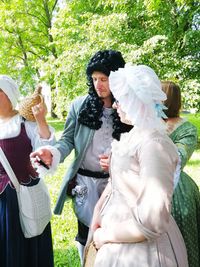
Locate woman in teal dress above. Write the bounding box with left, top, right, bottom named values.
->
left=162, top=81, right=200, bottom=267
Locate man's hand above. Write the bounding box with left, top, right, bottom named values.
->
left=30, top=148, right=53, bottom=168
left=99, top=154, right=110, bottom=172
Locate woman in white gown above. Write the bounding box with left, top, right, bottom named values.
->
left=86, top=64, right=188, bottom=267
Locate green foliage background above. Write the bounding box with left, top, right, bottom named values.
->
left=0, top=0, right=199, bottom=117
left=0, top=2, right=199, bottom=264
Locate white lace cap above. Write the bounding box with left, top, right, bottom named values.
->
left=109, top=64, right=167, bottom=131
left=0, top=75, right=20, bottom=108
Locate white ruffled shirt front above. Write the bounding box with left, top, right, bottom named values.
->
left=0, top=114, right=55, bottom=150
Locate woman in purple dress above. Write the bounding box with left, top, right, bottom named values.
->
left=0, top=75, right=55, bottom=267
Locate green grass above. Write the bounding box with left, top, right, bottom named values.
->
left=46, top=161, right=80, bottom=267
left=46, top=114, right=200, bottom=267
left=45, top=120, right=80, bottom=267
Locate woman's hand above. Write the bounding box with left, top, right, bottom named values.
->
left=32, top=102, right=47, bottom=123
left=93, top=227, right=108, bottom=249
left=32, top=102, right=51, bottom=139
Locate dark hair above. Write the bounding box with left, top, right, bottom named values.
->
left=78, top=50, right=132, bottom=140
left=161, top=81, right=181, bottom=118
left=86, top=50, right=125, bottom=86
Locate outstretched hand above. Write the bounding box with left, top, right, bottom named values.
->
left=30, top=148, right=53, bottom=168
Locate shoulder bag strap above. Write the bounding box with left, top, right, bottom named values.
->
left=0, top=147, right=20, bottom=191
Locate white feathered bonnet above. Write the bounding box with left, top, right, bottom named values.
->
left=0, top=75, right=20, bottom=108
left=109, top=63, right=167, bottom=130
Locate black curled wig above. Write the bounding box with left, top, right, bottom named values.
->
left=78, top=50, right=133, bottom=140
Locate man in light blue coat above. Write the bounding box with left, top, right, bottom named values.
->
left=31, top=50, right=132, bottom=264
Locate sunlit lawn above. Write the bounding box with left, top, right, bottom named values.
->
left=46, top=114, right=200, bottom=267
left=46, top=118, right=80, bottom=267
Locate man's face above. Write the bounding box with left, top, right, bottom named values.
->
left=92, top=71, right=111, bottom=99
